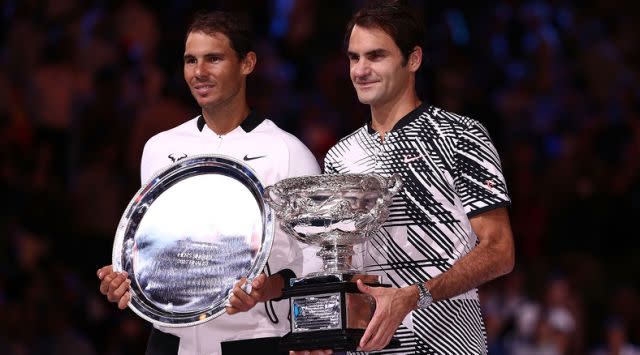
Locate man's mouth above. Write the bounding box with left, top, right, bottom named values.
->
left=193, top=84, right=214, bottom=95
left=355, top=81, right=378, bottom=88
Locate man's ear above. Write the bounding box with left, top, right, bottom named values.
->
left=408, top=46, right=423, bottom=73
left=241, top=51, right=257, bottom=75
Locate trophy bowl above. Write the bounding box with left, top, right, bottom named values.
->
left=264, top=173, right=402, bottom=276
left=263, top=173, right=402, bottom=351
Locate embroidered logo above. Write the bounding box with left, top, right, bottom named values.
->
left=168, top=153, right=187, bottom=162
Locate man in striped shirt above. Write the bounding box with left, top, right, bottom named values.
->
left=320, top=2, right=515, bottom=354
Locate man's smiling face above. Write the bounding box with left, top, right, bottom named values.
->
left=347, top=25, right=414, bottom=108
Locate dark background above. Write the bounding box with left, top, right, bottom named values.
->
left=1, top=0, right=639, bottom=354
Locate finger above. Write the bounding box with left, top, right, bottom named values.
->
left=376, top=329, right=395, bottom=351
left=108, top=276, right=130, bottom=302
left=97, top=265, right=113, bottom=279
left=382, top=333, right=395, bottom=350
left=118, top=291, right=130, bottom=309
left=359, top=310, right=382, bottom=350
left=366, top=320, right=395, bottom=351
left=252, top=273, right=267, bottom=289
left=99, top=275, right=113, bottom=295
left=356, top=279, right=375, bottom=295
left=231, top=283, right=254, bottom=306
left=233, top=277, right=247, bottom=289
left=99, top=272, right=119, bottom=295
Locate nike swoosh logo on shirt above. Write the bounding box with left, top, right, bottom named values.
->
left=403, top=155, right=425, bottom=163
left=244, top=154, right=266, bottom=161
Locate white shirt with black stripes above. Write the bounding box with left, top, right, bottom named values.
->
left=325, top=104, right=510, bottom=355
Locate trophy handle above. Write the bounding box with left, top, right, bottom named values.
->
left=386, top=174, right=403, bottom=196
left=264, top=185, right=286, bottom=211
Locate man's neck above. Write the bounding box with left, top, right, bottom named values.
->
left=201, top=99, right=250, bottom=136
left=370, top=94, right=421, bottom=141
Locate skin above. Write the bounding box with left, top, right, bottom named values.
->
left=182, top=31, right=255, bottom=135
left=295, top=24, right=515, bottom=354
left=98, top=30, right=285, bottom=314
left=347, top=25, right=422, bottom=140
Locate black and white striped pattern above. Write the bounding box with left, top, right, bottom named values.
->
left=325, top=104, right=509, bottom=354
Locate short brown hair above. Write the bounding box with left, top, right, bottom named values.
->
left=345, top=0, right=424, bottom=65
left=186, top=11, right=253, bottom=59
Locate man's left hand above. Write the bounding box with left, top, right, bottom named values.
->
left=226, top=273, right=283, bottom=314
left=357, top=279, right=418, bottom=352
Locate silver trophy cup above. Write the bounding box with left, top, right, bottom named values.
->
left=264, top=173, right=402, bottom=351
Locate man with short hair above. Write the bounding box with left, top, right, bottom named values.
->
left=321, top=2, right=515, bottom=354
left=97, top=11, right=319, bottom=355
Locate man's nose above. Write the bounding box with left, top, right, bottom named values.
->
left=194, top=61, right=205, bottom=78
left=352, top=59, right=371, bottom=78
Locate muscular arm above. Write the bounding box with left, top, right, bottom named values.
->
left=426, top=207, right=515, bottom=301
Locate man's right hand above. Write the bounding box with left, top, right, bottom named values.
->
left=97, top=265, right=131, bottom=309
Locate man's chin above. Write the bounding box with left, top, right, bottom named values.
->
left=356, top=94, right=377, bottom=105
left=196, top=98, right=215, bottom=109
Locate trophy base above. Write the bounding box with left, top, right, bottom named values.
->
left=279, top=276, right=395, bottom=352
left=280, top=329, right=363, bottom=351
left=279, top=329, right=401, bottom=352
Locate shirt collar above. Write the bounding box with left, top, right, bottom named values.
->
left=196, top=110, right=264, bottom=133
left=366, top=103, right=428, bottom=134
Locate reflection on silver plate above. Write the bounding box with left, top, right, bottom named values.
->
left=112, top=154, right=274, bottom=327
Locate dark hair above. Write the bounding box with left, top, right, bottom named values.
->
left=345, top=0, right=424, bottom=65
left=186, top=11, right=253, bottom=59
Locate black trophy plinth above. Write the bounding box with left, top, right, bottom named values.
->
left=278, top=275, right=397, bottom=352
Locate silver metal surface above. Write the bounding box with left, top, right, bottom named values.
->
left=265, top=174, right=401, bottom=275
left=291, top=293, right=342, bottom=333
left=112, top=154, right=274, bottom=327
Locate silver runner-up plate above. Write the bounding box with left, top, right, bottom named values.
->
left=112, top=154, right=274, bottom=327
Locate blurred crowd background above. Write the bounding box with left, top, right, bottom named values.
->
left=1, top=0, right=639, bottom=354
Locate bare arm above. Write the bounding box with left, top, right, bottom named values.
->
left=426, top=207, right=515, bottom=301
left=358, top=206, right=514, bottom=352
